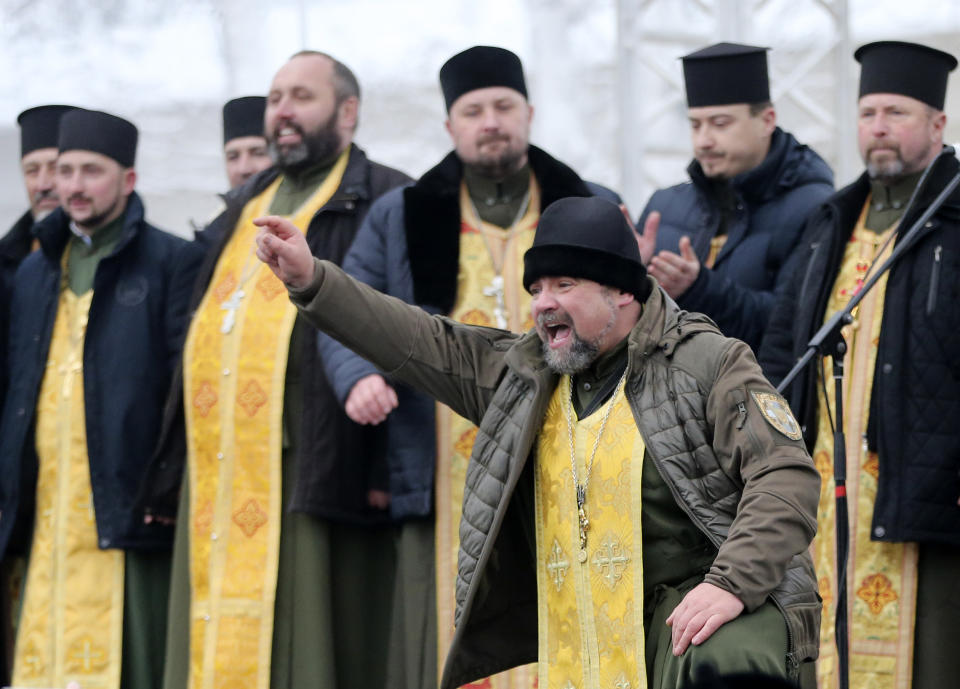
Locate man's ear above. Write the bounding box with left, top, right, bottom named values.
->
left=122, top=168, right=137, bottom=195
left=615, top=289, right=636, bottom=308
left=338, top=96, right=359, bottom=131
left=761, top=105, right=777, bottom=136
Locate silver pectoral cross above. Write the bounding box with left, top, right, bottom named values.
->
left=482, top=275, right=508, bottom=329
left=576, top=485, right=589, bottom=562
left=220, top=289, right=245, bottom=334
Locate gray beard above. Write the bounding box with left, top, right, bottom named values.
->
left=867, top=157, right=905, bottom=182
left=268, top=114, right=341, bottom=175
left=538, top=294, right=618, bottom=375
left=541, top=334, right=599, bottom=375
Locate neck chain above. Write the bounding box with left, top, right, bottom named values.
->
left=563, top=370, right=628, bottom=562
left=468, top=187, right=531, bottom=329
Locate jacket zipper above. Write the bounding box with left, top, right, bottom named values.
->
left=736, top=401, right=747, bottom=429
left=926, top=245, right=942, bottom=316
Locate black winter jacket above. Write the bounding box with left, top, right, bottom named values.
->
left=318, top=145, right=619, bottom=519
left=0, top=211, right=38, bottom=406
left=639, top=128, right=833, bottom=351
left=0, top=194, right=203, bottom=556
left=759, top=149, right=960, bottom=546
left=140, top=144, right=411, bottom=526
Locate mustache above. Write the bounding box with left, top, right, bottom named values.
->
left=33, top=188, right=58, bottom=203
left=867, top=142, right=900, bottom=155
left=478, top=133, right=510, bottom=145
left=67, top=193, right=92, bottom=204
left=536, top=311, right=571, bottom=328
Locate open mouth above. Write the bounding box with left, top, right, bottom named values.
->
left=275, top=124, right=302, bottom=146
left=545, top=323, right=572, bottom=349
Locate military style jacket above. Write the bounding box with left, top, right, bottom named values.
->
left=291, top=260, right=821, bottom=687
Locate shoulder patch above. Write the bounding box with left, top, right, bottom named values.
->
left=750, top=390, right=802, bottom=441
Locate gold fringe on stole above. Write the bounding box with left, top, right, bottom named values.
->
left=183, top=149, right=349, bottom=689
left=812, top=200, right=919, bottom=689
left=14, top=284, right=125, bottom=689
left=534, top=376, right=647, bottom=689
left=434, top=178, right=540, bottom=688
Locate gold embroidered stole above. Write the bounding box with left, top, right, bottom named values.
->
left=812, top=201, right=918, bottom=689
left=183, top=149, right=348, bottom=689
left=14, top=283, right=125, bottom=689
left=535, top=376, right=647, bottom=689
left=434, top=176, right=540, bottom=688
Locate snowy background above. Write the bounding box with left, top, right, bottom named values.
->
left=1, top=0, right=959, bottom=237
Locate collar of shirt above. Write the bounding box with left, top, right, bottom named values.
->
left=68, top=220, right=93, bottom=247
left=571, top=336, right=630, bottom=419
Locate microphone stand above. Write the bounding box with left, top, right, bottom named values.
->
left=776, top=146, right=960, bottom=689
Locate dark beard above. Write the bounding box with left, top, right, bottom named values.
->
left=71, top=195, right=125, bottom=232
left=466, top=145, right=527, bottom=180
left=268, top=110, right=341, bottom=175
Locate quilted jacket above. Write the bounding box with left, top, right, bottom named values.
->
left=759, top=149, right=960, bottom=547
left=293, top=261, right=821, bottom=687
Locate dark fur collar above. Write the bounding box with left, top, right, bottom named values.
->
left=403, top=145, right=592, bottom=313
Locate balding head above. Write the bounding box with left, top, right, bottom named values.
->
left=265, top=51, right=360, bottom=173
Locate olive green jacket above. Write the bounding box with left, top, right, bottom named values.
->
left=291, top=259, right=821, bottom=688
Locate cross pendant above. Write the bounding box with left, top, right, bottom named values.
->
left=482, top=275, right=508, bottom=329
left=578, top=504, right=590, bottom=550
left=220, top=289, right=245, bottom=334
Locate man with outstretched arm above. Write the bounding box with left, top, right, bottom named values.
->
left=255, top=195, right=821, bottom=689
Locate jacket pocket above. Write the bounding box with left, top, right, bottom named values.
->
left=926, top=245, right=942, bottom=316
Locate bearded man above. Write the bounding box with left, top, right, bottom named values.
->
left=0, top=108, right=201, bottom=689
left=256, top=194, right=821, bottom=689
left=140, top=50, right=411, bottom=689
left=760, top=41, right=960, bottom=689
left=317, top=45, right=621, bottom=689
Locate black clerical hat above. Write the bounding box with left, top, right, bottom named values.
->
left=523, top=197, right=650, bottom=302
left=223, top=96, right=266, bottom=145
left=439, top=46, right=527, bottom=111
left=855, top=41, right=957, bottom=109
left=17, top=105, right=77, bottom=158
left=58, top=109, right=138, bottom=168
left=682, top=42, right=770, bottom=107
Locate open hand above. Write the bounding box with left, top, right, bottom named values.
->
left=648, top=235, right=700, bottom=298
left=665, top=582, right=744, bottom=656
left=637, top=211, right=660, bottom=266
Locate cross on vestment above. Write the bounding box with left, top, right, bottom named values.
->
left=70, top=638, right=104, bottom=672
left=593, top=536, right=630, bottom=590
left=220, top=289, right=245, bottom=334
left=546, top=539, right=570, bottom=590
left=481, top=275, right=508, bottom=329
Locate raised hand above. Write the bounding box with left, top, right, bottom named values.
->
left=254, top=215, right=315, bottom=289
left=637, top=210, right=660, bottom=266
left=648, top=235, right=701, bottom=299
